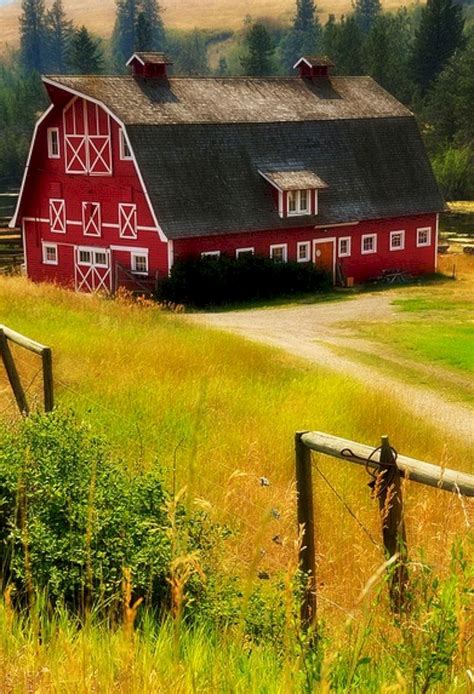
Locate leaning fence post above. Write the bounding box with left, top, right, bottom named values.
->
left=376, top=435, right=409, bottom=612
left=0, top=329, right=29, bottom=415
left=295, top=431, right=317, bottom=628
left=42, top=347, right=54, bottom=412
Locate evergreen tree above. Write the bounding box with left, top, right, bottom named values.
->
left=353, top=0, right=381, bottom=34
left=136, top=11, right=153, bottom=51
left=178, top=30, right=209, bottom=75
left=322, top=13, right=338, bottom=59
left=19, top=0, right=47, bottom=73
left=217, top=56, right=228, bottom=76
left=141, top=0, right=165, bottom=50
left=45, top=0, right=73, bottom=73
left=69, top=26, right=104, bottom=74
left=283, top=0, right=322, bottom=69
left=113, top=0, right=138, bottom=66
left=325, top=15, right=363, bottom=74
left=410, top=0, right=464, bottom=92
left=240, top=23, right=275, bottom=76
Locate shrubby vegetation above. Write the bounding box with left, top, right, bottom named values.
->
left=157, top=255, right=332, bottom=307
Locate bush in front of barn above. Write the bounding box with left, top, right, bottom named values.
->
left=156, top=255, right=332, bottom=307
left=0, top=410, right=222, bottom=615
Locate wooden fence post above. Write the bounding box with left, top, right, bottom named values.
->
left=42, top=348, right=54, bottom=412
left=0, top=329, right=29, bottom=415
left=376, top=435, right=409, bottom=612
left=295, top=431, right=317, bottom=628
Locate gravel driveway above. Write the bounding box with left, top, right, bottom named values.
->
left=186, top=292, right=474, bottom=444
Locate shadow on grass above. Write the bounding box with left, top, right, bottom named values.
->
left=188, top=288, right=355, bottom=313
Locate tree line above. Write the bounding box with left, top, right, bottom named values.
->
left=0, top=0, right=472, bottom=198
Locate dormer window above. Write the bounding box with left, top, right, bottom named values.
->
left=259, top=168, right=328, bottom=219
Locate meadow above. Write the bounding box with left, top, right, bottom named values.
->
left=0, top=271, right=472, bottom=690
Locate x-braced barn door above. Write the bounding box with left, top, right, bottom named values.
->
left=74, top=247, right=112, bottom=293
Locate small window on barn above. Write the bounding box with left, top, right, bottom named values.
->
left=288, top=190, right=311, bottom=217
left=119, top=129, right=133, bottom=160
left=297, top=241, right=311, bottom=262
left=417, top=227, right=431, bottom=247
left=390, top=230, right=405, bottom=251
left=201, top=251, right=221, bottom=259
left=42, top=243, right=58, bottom=265
left=78, top=249, right=92, bottom=265
left=47, top=128, right=60, bottom=159
left=131, top=251, right=148, bottom=275
left=270, top=244, right=288, bottom=263
left=338, top=237, right=351, bottom=258
left=236, top=248, right=254, bottom=259
left=94, top=250, right=108, bottom=267
left=361, top=234, right=377, bottom=255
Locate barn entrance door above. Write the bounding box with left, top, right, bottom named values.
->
left=74, top=246, right=112, bottom=293
left=313, top=239, right=335, bottom=283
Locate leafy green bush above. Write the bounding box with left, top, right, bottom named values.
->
left=157, top=255, right=332, bottom=307
left=431, top=145, right=473, bottom=200
left=0, top=411, right=182, bottom=612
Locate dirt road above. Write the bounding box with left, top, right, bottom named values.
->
left=187, top=292, right=474, bottom=443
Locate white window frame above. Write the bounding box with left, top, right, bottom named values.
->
left=47, top=127, right=60, bottom=159
left=236, top=247, right=255, bottom=258
left=93, top=250, right=109, bottom=268
left=49, top=198, right=66, bottom=234
left=297, top=241, right=311, bottom=263
left=338, top=236, right=351, bottom=258
left=361, top=233, right=377, bottom=255
left=119, top=129, right=133, bottom=161
left=201, top=251, right=221, bottom=259
left=270, top=244, right=288, bottom=263
left=82, top=202, right=101, bottom=237
left=390, top=230, right=405, bottom=251
left=77, top=248, right=93, bottom=266
left=119, top=203, right=138, bottom=239
left=42, top=242, right=58, bottom=265
left=287, top=189, right=311, bottom=217
left=131, top=250, right=149, bottom=275
left=416, top=227, right=432, bottom=247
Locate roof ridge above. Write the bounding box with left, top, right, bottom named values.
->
left=45, top=74, right=373, bottom=81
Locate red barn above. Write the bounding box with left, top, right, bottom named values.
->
left=11, top=53, right=444, bottom=292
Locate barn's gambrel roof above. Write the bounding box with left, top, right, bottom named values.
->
left=43, top=74, right=444, bottom=240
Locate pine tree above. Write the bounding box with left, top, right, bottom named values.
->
left=113, top=0, right=138, bottom=66
left=136, top=11, right=153, bottom=51
left=45, top=0, right=73, bottom=73
left=283, top=0, right=322, bottom=69
left=69, top=26, right=104, bottom=74
left=178, top=31, right=209, bottom=75
left=141, top=0, right=165, bottom=50
left=353, top=0, right=381, bottom=34
left=410, top=0, right=464, bottom=92
left=324, top=15, right=363, bottom=74
left=217, top=56, right=228, bottom=76
left=240, top=23, right=275, bottom=76
left=322, top=13, right=338, bottom=59
left=19, top=0, right=47, bottom=73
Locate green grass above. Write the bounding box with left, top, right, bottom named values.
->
left=0, top=276, right=472, bottom=691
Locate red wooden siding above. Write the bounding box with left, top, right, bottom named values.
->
left=174, top=213, right=438, bottom=284
left=19, top=95, right=169, bottom=291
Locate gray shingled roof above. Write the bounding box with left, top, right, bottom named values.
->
left=127, top=118, right=444, bottom=240
left=45, top=75, right=411, bottom=125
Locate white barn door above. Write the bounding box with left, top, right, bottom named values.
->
left=74, top=247, right=112, bottom=293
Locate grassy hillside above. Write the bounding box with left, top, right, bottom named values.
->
left=0, top=0, right=419, bottom=48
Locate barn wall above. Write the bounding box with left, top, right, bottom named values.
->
left=20, top=96, right=169, bottom=291
left=174, top=213, right=438, bottom=284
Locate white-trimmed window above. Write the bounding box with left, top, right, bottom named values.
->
left=119, top=203, right=137, bottom=239
left=236, top=247, right=254, bottom=258
left=338, top=237, right=351, bottom=258
left=270, top=244, right=288, bottom=263
left=390, top=230, right=405, bottom=251
left=42, top=242, right=58, bottom=265
left=288, top=190, right=311, bottom=216
left=78, top=248, right=92, bottom=265
left=297, top=241, right=311, bottom=262
left=201, top=251, right=221, bottom=259
left=119, top=129, right=132, bottom=160
left=361, top=234, right=377, bottom=255
left=417, top=227, right=432, bottom=247
left=82, top=202, right=101, bottom=237
left=131, top=251, right=149, bottom=275
left=94, top=250, right=108, bottom=268
left=78, top=248, right=108, bottom=267
left=47, top=128, right=60, bottom=158
left=49, top=198, right=66, bottom=234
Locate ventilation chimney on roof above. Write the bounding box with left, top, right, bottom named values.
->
left=293, top=56, right=334, bottom=80
left=126, top=52, right=172, bottom=79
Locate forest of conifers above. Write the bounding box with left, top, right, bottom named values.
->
left=0, top=0, right=473, bottom=199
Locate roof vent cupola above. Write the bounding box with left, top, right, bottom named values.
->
left=293, top=56, right=334, bottom=80
left=126, top=52, right=172, bottom=79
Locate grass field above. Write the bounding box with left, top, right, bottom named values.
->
left=0, top=0, right=420, bottom=48
left=0, top=272, right=472, bottom=689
